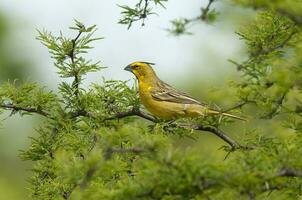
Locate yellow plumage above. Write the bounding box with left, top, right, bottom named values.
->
left=124, top=61, right=245, bottom=121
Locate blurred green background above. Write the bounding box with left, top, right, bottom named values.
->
left=0, top=1, right=254, bottom=199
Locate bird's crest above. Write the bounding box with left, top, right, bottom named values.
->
left=141, top=61, right=155, bottom=66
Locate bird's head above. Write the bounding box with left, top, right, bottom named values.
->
left=124, top=61, right=157, bottom=81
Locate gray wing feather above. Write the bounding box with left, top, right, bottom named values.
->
left=151, top=80, right=204, bottom=105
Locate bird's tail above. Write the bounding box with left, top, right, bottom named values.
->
left=208, top=110, right=247, bottom=121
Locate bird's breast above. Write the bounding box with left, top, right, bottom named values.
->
left=138, top=84, right=184, bottom=120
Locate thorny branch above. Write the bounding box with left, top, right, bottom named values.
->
left=178, top=123, right=240, bottom=148
left=183, top=0, right=217, bottom=23
left=104, top=147, right=147, bottom=160
left=277, top=8, right=302, bottom=25
left=186, top=0, right=217, bottom=22
left=246, top=4, right=302, bottom=26
left=222, top=100, right=255, bottom=113
left=112, top=166, right=302, bottom=199
left=105, top=107, right=156, bottom=122
left=201, top=0, right=216, bottom=21
left=104, top=108, right=240, bottom=148
left=63, top=146, right=152, bottom=199
left=119, top=0, right=165, bottom=29
left=1, top=102, right=241, bottom=148
left=251, top=29, right=297, bottom=57
left=70, top=30, right=83, bottom=98
left=276, top=168, right=302, bottom=177
left=0, top=103, right=49, bottom=117
left=261, top=91, right=288, bottom=119
left=167, top=0, right=217, bottom=35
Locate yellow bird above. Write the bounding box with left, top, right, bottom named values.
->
left=124, top=61, right=245, bottom=121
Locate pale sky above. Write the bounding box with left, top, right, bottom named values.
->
left=0, top=0, right=243, bottom=88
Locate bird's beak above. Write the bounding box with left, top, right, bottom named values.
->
left=124, top=65, right=132, bottom=72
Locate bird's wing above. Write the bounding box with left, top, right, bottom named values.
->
left=151, top=80, right=205, bottom=105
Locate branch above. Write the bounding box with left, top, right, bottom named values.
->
left=0, top=104, right=49, bottom=117
left=69, top=110, right=91, bottom=119
left=104, top=147, right=147, bottom=160
left=201, top=0, right=216, bottom=21
left=63, top=146, right=150, bottom=199
left=222, top=100, right=255, bottom=113
left=141, top=0, right=149, bottom=24
left=109, top=147, right=146, bottom=154
left=276, top=168, right=302, bottom=177
left=251, top=29, right=297, bottom=57
left=261, top=90, right=288, bottom=119
left=70, top=30, right=83, bottom=98
left=119, top=0, right=163, bottom=29
left=79, top=164, right=98, bottom=189
left=73, top=107, right=241, bottom=148
left=241, top=4, right=302, bottom=26
left=187, top=0, right=217, bottom=23
left=277, top=8, right=302, bottom=25
left=70, top=99, right=241, bottom=147
left=105, top=107, right=157, bottom=122
left=178, top=123, right=239, bottom=148
left=106, top=109, right=240, bottom=147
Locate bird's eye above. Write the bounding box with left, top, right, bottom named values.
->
left=133, top=65, right=139, bottom=69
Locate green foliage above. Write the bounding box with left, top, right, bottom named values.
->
left=37, top=21, right=103, bottom=79
left=166, top=0, right=219, bottom=36
left=1, top=1, right=302, bottom=199
left=118, top=0, right=167, bottom=29
left=0, top=82, right=58, bottom=116
left=119, top=0, right=218, bottom=34
left=166, top=19, right=192, bottom=36
left=230, top=11, right=302, bottom=120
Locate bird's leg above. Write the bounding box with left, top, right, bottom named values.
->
left=218, top=115, right=223, bottom=124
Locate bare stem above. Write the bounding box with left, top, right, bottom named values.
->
left=0, top=104, right=49, bottom=117
left=70, top=31, right=83, bottom=98
left=201, top=0, right=216, bottom=21
left=73, top=107, right=241, bottom=148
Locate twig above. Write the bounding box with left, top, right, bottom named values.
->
left=277, top=8, right=302, bottom=25
left=105, top=108, right=241, bottom=148
left=201, top=0, right=216, bottom=21
left=109, top=147, right=146, bottom=154
left=104, top=107, right=157, bottom=122
left=70, top=109, right=90, bottom=119
left=179, top=123, right=239, bottom=148
left=186, top=0, right=217, bottom=23
left=121, top=0, right=154, bottom=29
left=104, top=147, right=146, bottom=160
left=245, top=4, right=302, bottom=26
left=62, top=183, right=77, bottom=200
left=65, top=146, right=147, bottom=199
left=0, top=104, right=49, bottom=117
left=222, top=100, right=255, bottom=113
left=73, top=106, right=241, bottom=148
left=79, top=164, right=98, bottom=189
left=261, top=91, right=288, bottom=119
left=251, top=29, right=297, bottom=57
left=141, top=0, right=149, bottom=21
left=70, top=30, right=83, bottom=98
left=276, top=168, right=302, bottom=177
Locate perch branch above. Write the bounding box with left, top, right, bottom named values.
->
left=74, top=107, right=241, bottom=148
